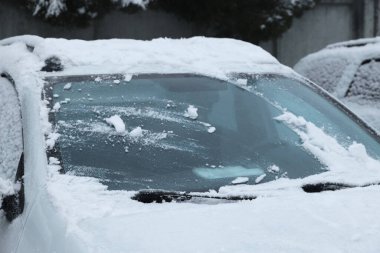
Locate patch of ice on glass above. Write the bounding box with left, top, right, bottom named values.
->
left=193, top=166, right=264, bottom=179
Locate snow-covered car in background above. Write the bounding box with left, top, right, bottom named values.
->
left=1, top=36, right=380, bottom=253
left=294, top=37, right=380, bottom=132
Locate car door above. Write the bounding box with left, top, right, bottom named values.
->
left=0, top=75, right=24, bottom=221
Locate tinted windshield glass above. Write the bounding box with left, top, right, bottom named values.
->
left=45, top=74, right=380, bottom=192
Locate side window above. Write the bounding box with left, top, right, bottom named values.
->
left=347, top=59, right=380, bottom=99
left=0, top=76, right=23, bottom=221
left=0, top=77, right=22, bottom=181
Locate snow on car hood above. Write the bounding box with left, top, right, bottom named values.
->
left=1, top=36, right=380, bottom=252
left=48, top=169, right=380, bottom=253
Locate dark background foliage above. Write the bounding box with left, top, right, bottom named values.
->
left=16, top=0, right=318, bottom=43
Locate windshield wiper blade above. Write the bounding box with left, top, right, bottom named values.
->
left=132, top=190, right=256, bottom=203
left=302, top=182, right=380, bottom=193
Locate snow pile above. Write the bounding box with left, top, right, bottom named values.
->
left=275, top=111, right=380, bottom=184
left=129, top=126, right=143, bottom=138
left=0, top=36, right=288, bottom=81
left=105, top=115, right=126, bottom=133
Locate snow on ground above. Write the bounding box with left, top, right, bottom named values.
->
left=1, top=36, right=380, bottom=252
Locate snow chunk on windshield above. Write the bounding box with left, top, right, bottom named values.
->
left=231, top=177, right=249, bottom=185
left=129, top=126, right=143, bottom=138
left=105, top=115, right=126, bottom=133
left=46, top=132, right=61, bottom=150
left=52, top=102, right=61, bottom=112
left=236, top=78, right=248, bottom=86
left=63, top=83, right=72, bottom=90
left=255, top=174, right=266, bottom=184
left=184, top=105, right=198, bottom=120
left=267, top=164, right=280, bottom=173
left=207, top=126, right=216, bottom=133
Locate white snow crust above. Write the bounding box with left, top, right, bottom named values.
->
left=105, top=115, right=126, bottom=133
left=1, top=36, right=380, bottom=253
left=184, top=105, right=198, bottom=120
left=295, top=37, right=380, bottom=132
left=0, top=35, right=290, bottom=80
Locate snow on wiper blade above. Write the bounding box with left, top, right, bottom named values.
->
left=131, top=190, right=256, bottom=203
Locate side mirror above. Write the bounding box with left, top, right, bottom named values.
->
left=1, top=153, right=25, bottom=222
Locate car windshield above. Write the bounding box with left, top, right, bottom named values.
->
left=44, top=74, right=380, bottom=192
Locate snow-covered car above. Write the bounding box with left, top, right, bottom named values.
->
left=294, top=37, right=380, bottom=132
left=1, top=36, right=380, bottom=253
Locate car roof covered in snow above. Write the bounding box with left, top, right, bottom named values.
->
left=0, top=35, right=295, bottom=79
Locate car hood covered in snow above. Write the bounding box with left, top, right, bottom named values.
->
left=0, top=36, right=380, bottom=253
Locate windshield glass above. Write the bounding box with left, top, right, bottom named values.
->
left=44, top=74, right=380, bottom=192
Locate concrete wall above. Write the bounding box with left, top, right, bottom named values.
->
left=0, top=0, right=378, bottom=67
left=272, top=0, right=357, bottom=66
